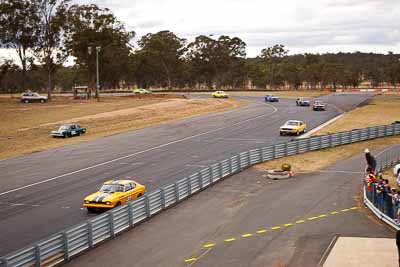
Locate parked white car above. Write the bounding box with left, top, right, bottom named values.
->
left=394, top=163, right=400, bottom=186
left=21, top=92, right=48, bottom=103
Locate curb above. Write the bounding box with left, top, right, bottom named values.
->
left=297, top=114, right=345, bottom=139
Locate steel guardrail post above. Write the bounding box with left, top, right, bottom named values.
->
left=160, top=189, right=166, bottom=210
left=247, top=151, right=251, bottom=166
left=87, top=221, right=94, bottom=248
left=199, top=171, right=204, bottom=189
left=128, top=202, right=134, bottom=227
left=0, top=257, right=8, bottom=267
left=109, top=212, right=115, bottom=237
left=187, top=177, right=192, bottom=195
left=285, top=142, right=288, bottom=156
left=229, top=158, right=233, bottom=174
left=174, top=182, right=179, bottom=202
left=367, top=127, right=371, bottom=140
left=329, top=133, right=333, bottom=147
left=307, top=138, right=311, bottom=152
left=272, top=144, right=276, bottom=159
left=62, top=232, right=70, bottom=261
left=34, top=244, right=41, bottom=267
left=145, top=195, right=151, bottom=218
left=339, top=131, right=343, bottom=145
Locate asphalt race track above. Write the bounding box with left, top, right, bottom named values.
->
left=64, top=150, right=392, bottom=267
left=0, top=93, right=372, bottom=255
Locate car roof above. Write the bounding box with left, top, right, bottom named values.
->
left=286, top=120, right=303, bottom=123
left=104, top=179, right=136, bottom=185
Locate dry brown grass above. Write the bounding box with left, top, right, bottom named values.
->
left=0, top=96, right=245, bottom=160
left=316, top=95, right=400, bottom=135
left=255, top=94, right=400, bottom=173
left=254, top=136, right=400, bottom=173
left=190, top=90, right=328, bottom=98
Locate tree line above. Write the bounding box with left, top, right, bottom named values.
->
left=1, top=1, right=400, bottom=99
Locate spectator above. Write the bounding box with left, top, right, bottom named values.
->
left=390, top=188, right=398, bottom=219
left=365, top=148, right=377, bottom=173
left=376, top=180, right=384, bottom=211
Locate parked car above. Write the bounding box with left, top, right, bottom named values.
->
left=51, top=124, right=86, bottom=138
left=21, top=92, right=47, bottom=103
left=296, top=98, right=311, bottom=106
left=313, top=100, right=326, bottom=111
left=133, top=88, right=152, bottom=94
left=265, top=95, right=279, bottom=102
left=212, top=91, right=229, bottom=98
left=83, top=179, right=146, bottom=212
left=280, top=120, right=307, bottom=136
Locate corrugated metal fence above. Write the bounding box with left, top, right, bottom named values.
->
left=1, top=123, right=400, bottom=267
left=364, top=144, right=400, bottom=230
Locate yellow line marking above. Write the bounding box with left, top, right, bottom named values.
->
left=341, top=209, right=350, bottom=212
left=318, top=214, right=327, bottom=218
left=296, top=220, right=305, bottom=224
left=308, top=217, right=318, bottom=220
left=284, top=223, right=293, bottom=227
left=330, top=211, right=339, bottom=215
left=242, top=233, right=253, bottom=238
left=224, top=238, right=236, bottom=242
left=257, top=229, right=267, bottom=234
left=185, top=258, right=197, bottom=263
left=271, top=226, right=281, bottom=230
left=203, top=243, right=216, bottom=248
left=350, top=207, right=358, bottom=210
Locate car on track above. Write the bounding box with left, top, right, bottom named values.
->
left=51, top=124, right=86, bottom=138
left=279, top=120, right=307, bottom=136
left=212, top=91, right=229, bottom=98
left=83, top=179, right=146, bottom=212
left=21, top=92, right=48, bottom=103
left=313, top=100, right=326, bottom=111
left=296, top=98, right=311, bottom=106
left=265, top=95, right=279, bottom=102
left=133, top=88, right=152, bottom=94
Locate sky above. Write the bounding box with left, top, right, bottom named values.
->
left=2, top=0, right=400, bottom=64
left=75, top=0, right=400, bottom=57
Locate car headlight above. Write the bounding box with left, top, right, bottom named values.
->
left=106, top=201, right=112, bottom=205
left=84, top=200, right=90, bottom=204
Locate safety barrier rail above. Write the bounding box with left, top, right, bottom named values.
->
left=364, top=144, right=400, bottom=230
left=1, top=123, right=400, bottom=267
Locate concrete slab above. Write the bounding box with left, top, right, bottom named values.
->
left=324, top=237, right=398, bottom=267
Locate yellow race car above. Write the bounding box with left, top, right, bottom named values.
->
left=83, top=179, right=146, bottom=212
left=279, top=120, right=307, bottom=136
left=212, top=90, right=229, bottom=98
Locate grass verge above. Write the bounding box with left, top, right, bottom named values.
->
left=0, top=96, right=245, bottom=160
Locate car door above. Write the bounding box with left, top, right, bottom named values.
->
left=123, top=184, right=133, bottom=203
left=70, top=125, right=77, bottom=136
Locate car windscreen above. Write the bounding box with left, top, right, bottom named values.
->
left=58, top=126, right=69, bottom=130
left=286, top=121, right=299, bottom=126
left=100, top=184, right=123, bottom=193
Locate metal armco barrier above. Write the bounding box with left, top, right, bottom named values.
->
left=1, top=123, right=400, bottom=267
left=363, top=144, right=400, bottom=230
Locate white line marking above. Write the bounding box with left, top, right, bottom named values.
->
left=0, top=202, right=41, bottom=207
left=317, top=170, right=364, bottom=174
left=297, top=114, right=345, bottom=139
left=0, top=104, right=278, bottom=197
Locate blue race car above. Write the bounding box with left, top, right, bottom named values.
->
left=265, top=95, right=279, bottom=102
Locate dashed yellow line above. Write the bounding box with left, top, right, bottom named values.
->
left=185, top=206, right=359, bottom=264
left=203, top=243, right=215, bottom=248
left=242, top=233, right=253, bottom=238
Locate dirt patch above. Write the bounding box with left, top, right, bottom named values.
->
left=315, top=95, right=400, bottom=135
left=190, top=90, right=329, bottom=99
left=0, top=96, right=245, bottom=160
left=254, top=136, right=400, bottom=174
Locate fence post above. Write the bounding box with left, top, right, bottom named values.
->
left=174, top=182, right=179, bottom=202
left=307, top=138, right=311, bottom=152
left=247, top=151, right=251, bottom=167
left=258, top=148, right=263, bottom=163
left=109, top=212, right=115, bottom=237
left=187, top=176, right=192, bottom=195
left=319, top=136, right=323, bottom=149
left=339, top=132, right=343, bottom=145
left=285, top=143, right=288, bottom=156
left=160, top=189, right=166, bottom=209
left=145, top=195, right=151, bottom=218
left=199, top=171, right=204, bottom=189
left=62, top=232, right=70, bottom=261
left=128, top=202, right=134, bottom=227
left=0, top=257, right=8, bottom=267
left=87, top=221, right=94, bottom=248
left=239, top=154, right=243, bottom=170
left=34, top=244, right=41, bottom=267
left=273, top=144, right=277, bottom=159
left=296, top=140, right=300, bottom=154
left=329, top=134, right=333, bottom=147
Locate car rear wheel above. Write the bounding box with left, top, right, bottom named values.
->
left=40, top=99, right=45, bottom=103
left=24, top=99, right=29, bottom=103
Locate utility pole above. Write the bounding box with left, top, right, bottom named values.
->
left=95, top=46, right=101, bottom=101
